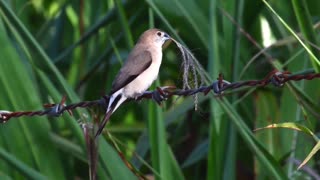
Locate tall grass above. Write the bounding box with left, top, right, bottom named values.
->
left=0, top=0, right=319, bottom=179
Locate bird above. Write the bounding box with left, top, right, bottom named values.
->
left=95, top=28, right=171, bottom=137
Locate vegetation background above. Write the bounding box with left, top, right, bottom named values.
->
left=0, top=0, right=319, bottom=179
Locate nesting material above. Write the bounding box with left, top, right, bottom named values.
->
left=170, top=38, right=207, bottom=110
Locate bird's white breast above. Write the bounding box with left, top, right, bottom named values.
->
left=123, top=48, right=162, bottom=98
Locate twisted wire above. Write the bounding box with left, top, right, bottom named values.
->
left=0, top=70, right=319, bottom=122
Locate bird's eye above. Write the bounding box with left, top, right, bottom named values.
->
left=157, top=32, right=162, bottom=36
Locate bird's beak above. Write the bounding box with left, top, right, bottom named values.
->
left=164, top=33, right=171, bottom=41
left=162, top=33, right=171, bottom=48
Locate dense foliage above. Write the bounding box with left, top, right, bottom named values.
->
left=0, top=0, right=319, bottom=179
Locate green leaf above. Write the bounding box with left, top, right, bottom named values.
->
left=98, top=138, right=137, bottom=180
left=0, top=149, right=46, bottom=180
left=262, top=0, right=320, bottom=71
left=0, top=19, right=65, bottom=179
left=218, top=98, right=288, bottom=179
left=207, top=1, right=224, bottom=180
left=147, top=84, right=184, bottom=180
left=255, top=122, right=318, bottom=141
left=298, top=140, right=320, bottom=169
left=182, top=139, right=208, bottom=168
left=291, top=0, right=320, bottom=71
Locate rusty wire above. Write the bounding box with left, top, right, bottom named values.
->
left=0, top=70, right=319, bottom=122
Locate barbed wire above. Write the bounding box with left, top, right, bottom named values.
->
left=0, top=70, right=319, bottom=122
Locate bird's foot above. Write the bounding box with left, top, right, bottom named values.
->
left=152, top=86, right=175, bottom=105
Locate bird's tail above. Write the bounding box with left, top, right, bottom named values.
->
left=95, top=93, right=126, bottom=138
left=95, top=107, right=114, bottom=138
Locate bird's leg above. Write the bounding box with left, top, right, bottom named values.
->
left=151, top=89, right=164, bottom=105
left=152, top=86, right=175, bottom=105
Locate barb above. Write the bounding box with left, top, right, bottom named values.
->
left=0, top=70, right=319, bottom=122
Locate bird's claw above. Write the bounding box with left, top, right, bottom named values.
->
left=212, top=80, right=231, bottom=94
left=152, top=86, right=174, bottom=105
left=0, top=110, right=11, bottom=122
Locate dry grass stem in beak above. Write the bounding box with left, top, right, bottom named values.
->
left=170, top=37, right=207, bottom=110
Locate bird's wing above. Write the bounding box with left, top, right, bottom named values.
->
left=109, top=50, right=152, bottom=95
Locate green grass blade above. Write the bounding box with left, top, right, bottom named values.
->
left=218, top=98, right=288, bottom=179
left=291, top=0, right=320, bottom=71
left=255, top=122, right=318, bottom=141
left=207, top=1, right=224, bottom=179
left=0, top=26, right=65, bottom=179
left=147, top=80, right=184, bottom=180
left=182, top=139, right=208, bottom=168
left=0, top=0, right=85, bottom=144
left=170, top=0, right=208, bottom=48
left=0, top=149, right=46, bottom=180
left=298, top=140, right=320, bottom=169
left=98, top=138, right=137, bottom=179
left=114, top=0, right=133, bottom=48
left=262, top=0, right=320, bottom=71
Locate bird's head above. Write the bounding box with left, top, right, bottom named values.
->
left=137, top=28, right=171, bottom=48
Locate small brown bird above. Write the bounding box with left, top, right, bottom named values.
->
left=96, top=28, right=171, bottom=137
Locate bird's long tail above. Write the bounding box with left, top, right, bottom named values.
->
left=95, top=107, right=114, bottom=138
left=95, top=93, right=126, bottom=138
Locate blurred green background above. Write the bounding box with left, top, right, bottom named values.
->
left=0, top=0, right=319, bottom=179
